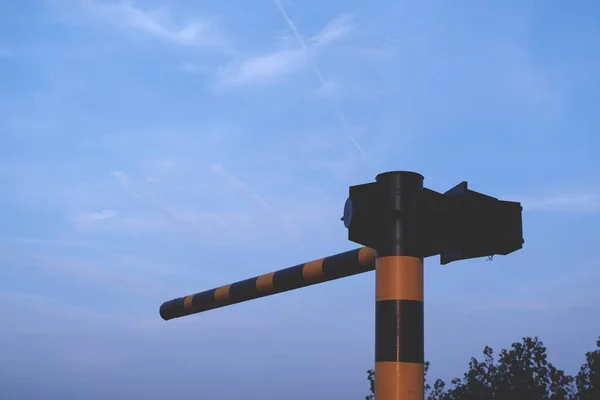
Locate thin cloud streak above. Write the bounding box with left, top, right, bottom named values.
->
left=11, top=237, right=174, bottom=275
left=108, top=169, right=221, bottom=237
left=218, top=48, right=307, bottom=85
left=503, top=192, right=600, bottom=212
left=77, top=0, right=221, bottom=47
left=309, top=14, right=356, bottom=47
left=73, top=210, right=118, bottom=229
left=217, top=11, right=354, bottom=87
left=209, top=164, right=303, bottom=239
left=97, top=170, right=258, bottom=240
left=210, top=164, right=274, bottom=212
left=272, top=0, right=374, bottom=172
left=0, top=247, right=173, bottom=299
left=0, top=290, right=155, bottom=334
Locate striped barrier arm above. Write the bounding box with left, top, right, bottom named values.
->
left=159, top=247, right=376, bottom=321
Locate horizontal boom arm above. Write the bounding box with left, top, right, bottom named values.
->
left=160, top=247, right=376, bottom=321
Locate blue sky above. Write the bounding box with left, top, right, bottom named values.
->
left=1, top=0, right=599, bottom=398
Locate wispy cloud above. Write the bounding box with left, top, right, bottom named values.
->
left=77, top=0, right=221, bottom=47
left=210, top=164, right=274, bottom=212
left=0, top=290, right=151, bottom=333
left=110, top=169, right=130, bottom=188
left=217, top=11, right=355, bottom=86
left=0, top=246, right=173, bottom=298
left=218, top=48, right=307, bottom=85
left=62, top=169, right=193, bottom=234
left=504, top=192, right=600, bottom=212
left=106, top=169, right=220, bottom=237
left=180, top=61, right=212, bottom=74
left=461, top=277, right=600, bottom=314
left=86, top=169, right=283, bottom=240
left=309, top=14, right=356, bottom=47
left=272, top=1, right=374, bottom=171
left=73, top=211, right=169, bottom=233
left=74, top=209, right=118, bottom=225
left=209, top=164, right=305, bottom=239
left=11, top=237, right=174, bottom=275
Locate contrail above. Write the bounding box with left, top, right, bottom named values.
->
left=272, top=0, right=375, bottom=172
left=210, top=164, right=301, bottom=240
left=110, top=170, right=214, bottom=239
left=210, top=164, right=274, bottom=212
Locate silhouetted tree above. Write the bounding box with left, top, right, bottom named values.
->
left=444, top=337, right=573, bottom=400
left=365, top=368, right=374, bottom=400
left=574, top=338, right=600, bottom=400
left=365, top=336, right=600, bottom=400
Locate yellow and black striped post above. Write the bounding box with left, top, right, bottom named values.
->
left=160, top=247, right=376, bottom=321
left=374, top=171, right=424, bottom=400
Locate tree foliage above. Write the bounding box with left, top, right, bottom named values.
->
left=366, top=336, right=600, bottom=400
left=574, top=338, right=600, bottom=400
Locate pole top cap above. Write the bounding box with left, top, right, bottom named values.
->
left=375, top=171, right=424, bottom=182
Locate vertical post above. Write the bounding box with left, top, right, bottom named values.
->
left=374, top=171, right=425, bottom=400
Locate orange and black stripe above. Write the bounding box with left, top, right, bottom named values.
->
left=374, top=171, right=425, bottom=400
left=159, top=247, right=376, bottom=321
